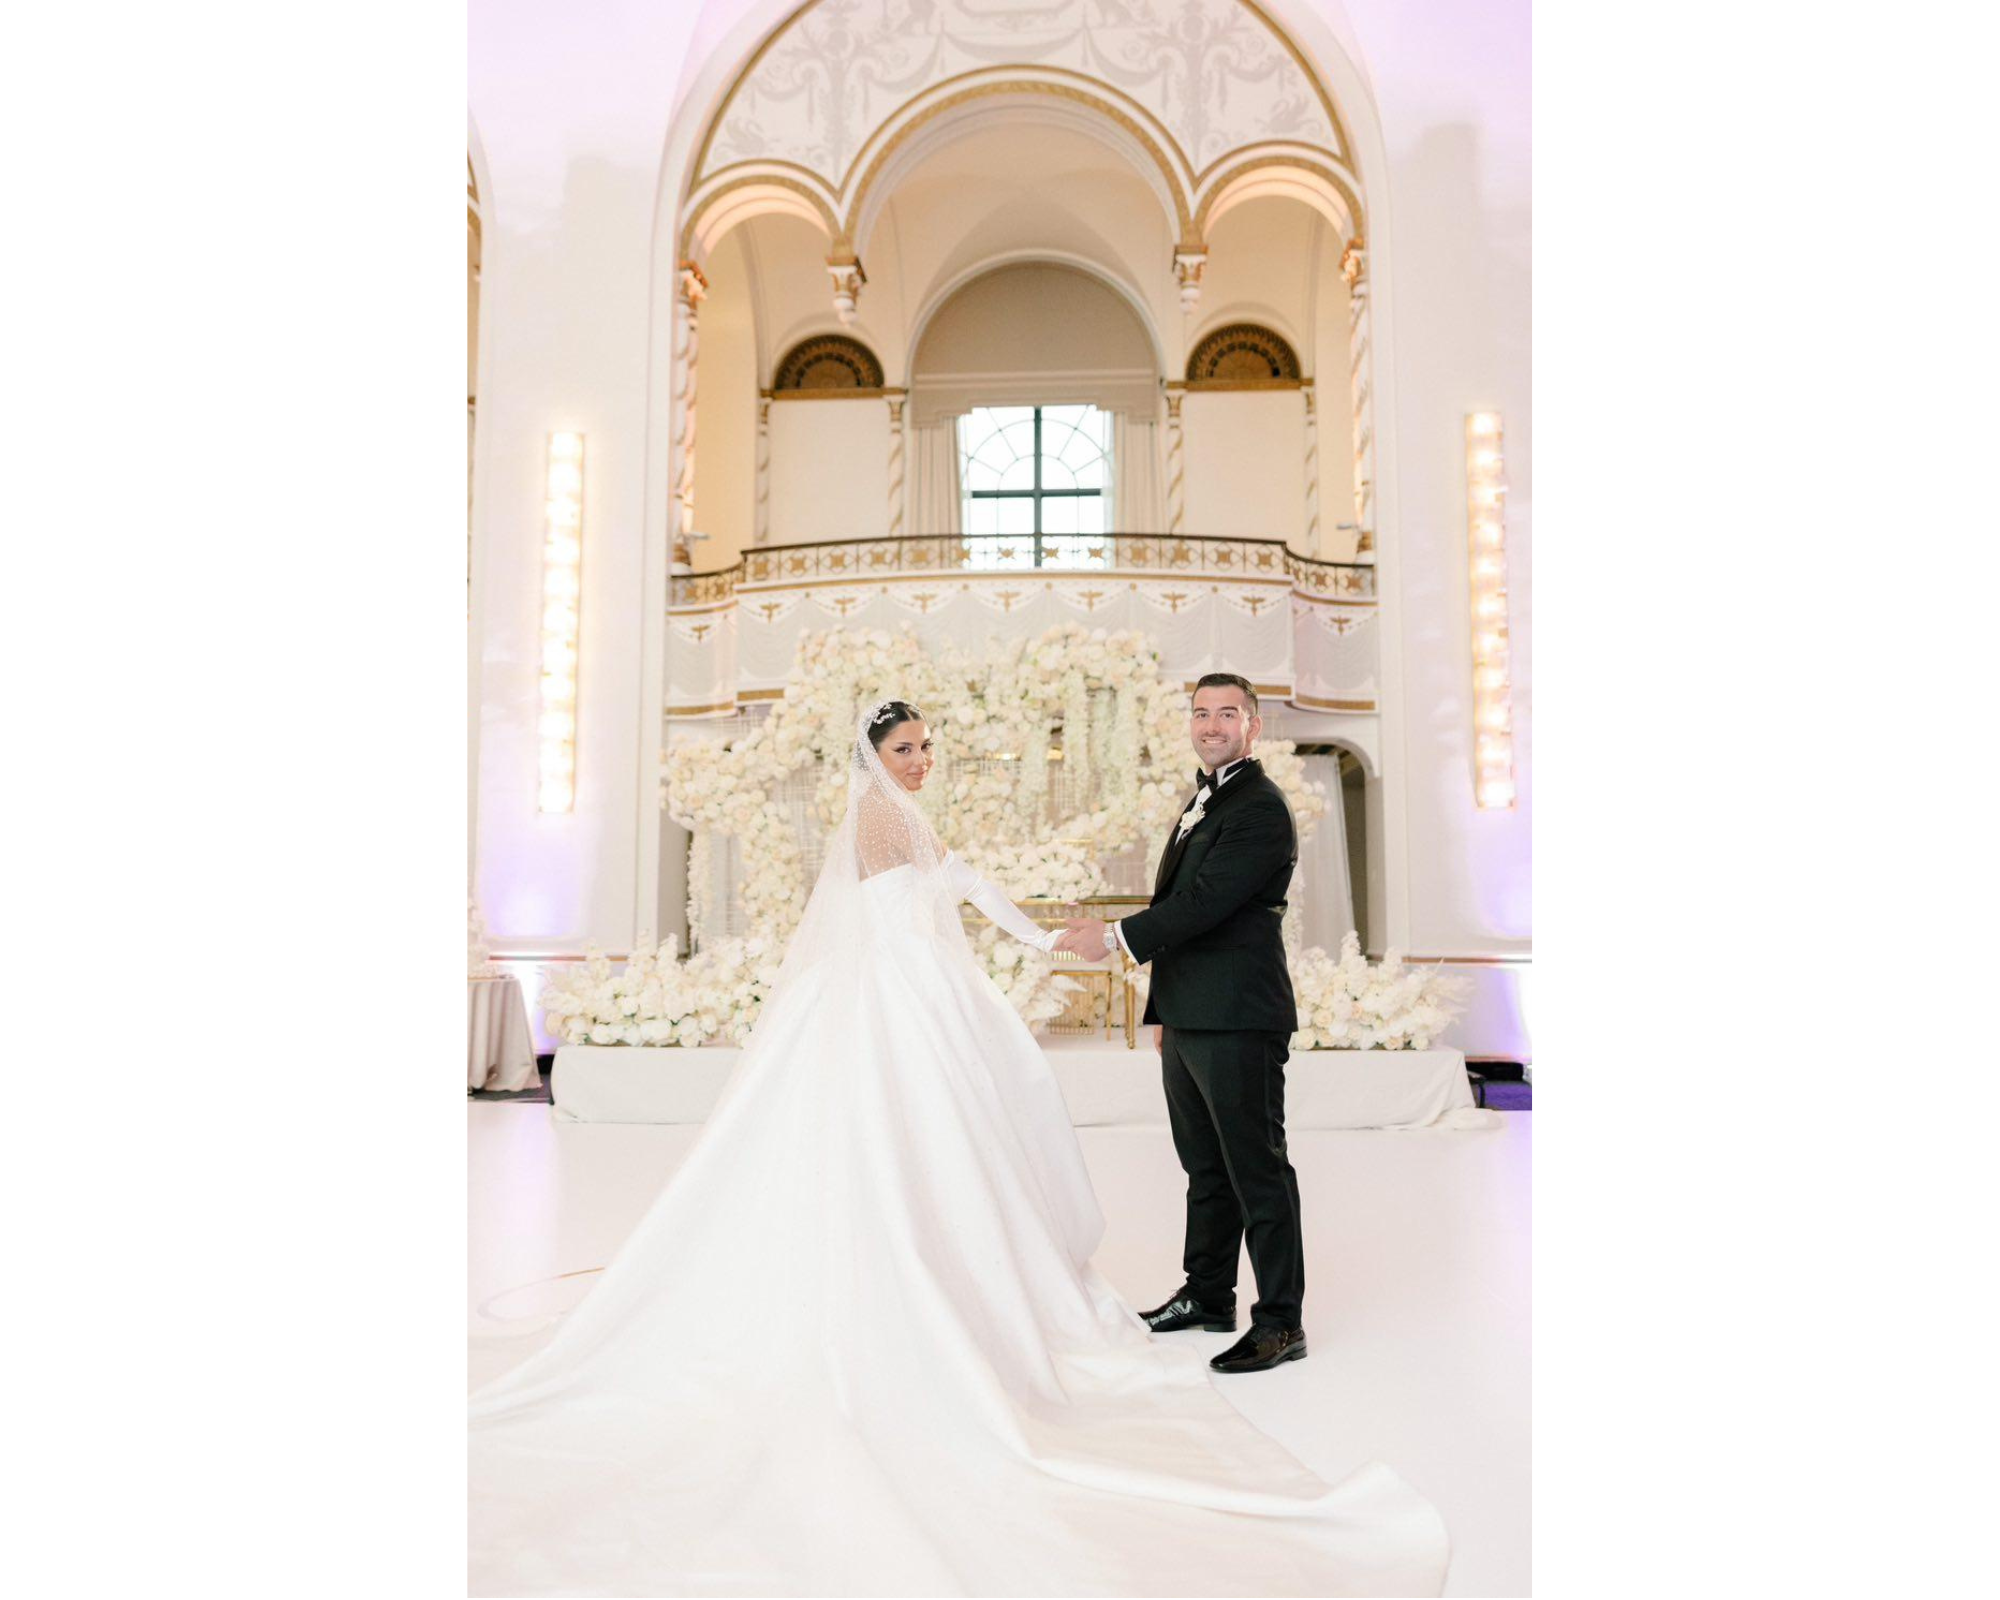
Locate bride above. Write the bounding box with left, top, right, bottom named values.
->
left=470, top=700, right=1449, bottom=1597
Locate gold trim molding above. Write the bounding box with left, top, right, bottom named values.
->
left=766, top=386, right=891, bottom=401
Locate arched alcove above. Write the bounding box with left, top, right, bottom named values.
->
left=1290, top=739, right=1377, bottom=956
left=910, top=262, right=1156, bottom=422
left=907, top=259, right=1162, bottom=546
left=844, top=80, right=1193, bottom=259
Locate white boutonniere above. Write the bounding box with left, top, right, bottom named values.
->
left=1176, top=789, right=1210, bottom=841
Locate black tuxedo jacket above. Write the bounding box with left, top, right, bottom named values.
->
left=1120, top=758, right=1298, bottom=1033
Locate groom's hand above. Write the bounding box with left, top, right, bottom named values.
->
left=1062, top=917, right=1112, bottom=962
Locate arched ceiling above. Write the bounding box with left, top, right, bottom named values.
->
left=698, top=0, right=1349, bottom=191
left=913, top=260, right=1155, bottom=376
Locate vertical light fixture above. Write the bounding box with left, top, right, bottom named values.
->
left=1466, top=412, right=1514, bottom=809
left=539, top=432, right=584, bottom=813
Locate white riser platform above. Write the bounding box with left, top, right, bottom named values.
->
left=551, top=1038, right=1491, bottom=1130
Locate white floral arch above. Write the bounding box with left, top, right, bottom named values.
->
left=558, top=619, right=1456, bottom=1051
left=664, top=622, right=1328, bottom=949
left=562, top=623, right=1455, bottom=1050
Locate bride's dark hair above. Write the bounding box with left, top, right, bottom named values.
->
left=865, top=700, right=926, bottom=750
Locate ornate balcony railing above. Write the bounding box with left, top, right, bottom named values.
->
left=664, top=531, right=1379, bottom=718
left=670, top=532, right=1375, bottom=608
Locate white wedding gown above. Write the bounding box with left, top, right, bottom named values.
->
left=470, top=711, right=1449, bottom=1597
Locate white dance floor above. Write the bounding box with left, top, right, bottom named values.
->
left=468, top=1104, right=1531, bottom=1597
left=549, top=1038, right=1494, bottom=1130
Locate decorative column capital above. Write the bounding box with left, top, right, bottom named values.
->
left=827, top=254, right=867, bottom=325
left=677, top=258, right=709, bottom=310
left=1172, top=249, right=1208, bottom=313
left=1339, top=240, right=1366, bottom=290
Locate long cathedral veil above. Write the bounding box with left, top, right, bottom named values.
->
left=760, top=697, right=975, bottom=1006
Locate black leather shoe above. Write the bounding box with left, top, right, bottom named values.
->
left=1138, top=1291, right=1237, bottom=1333
left=1209, top=1324, right=1307, bottom=1373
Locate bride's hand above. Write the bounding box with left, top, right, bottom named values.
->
left=1061, top=918, right=1112, bottom=962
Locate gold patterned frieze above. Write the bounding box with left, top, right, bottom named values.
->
left=669, top=533, right=1375, bottom=610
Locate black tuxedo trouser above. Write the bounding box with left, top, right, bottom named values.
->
left=1160, top=1025, right=1304, bottom=1329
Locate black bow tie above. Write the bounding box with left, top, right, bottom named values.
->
left=1198, top=760, right=1241, bottom=791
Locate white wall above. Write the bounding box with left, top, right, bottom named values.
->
left=1326, top=0, right=1533, bottom=963
left=467, top=0, right=698, bottom=955
left=1181, top=390, right=1308, bottom=546
left=767, top=399, right=892, bottom=544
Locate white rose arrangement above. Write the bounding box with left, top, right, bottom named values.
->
left=968, top=923, right=1082, bottom=1031
left=957, top=837, right=1107, bottom=903
left=539, top=935, right=784, bottom=1049
left=1288, top=932, right=1466, bottom=1052
left=468, top=897, right=503, bottom=978
left=650, top=622, right=1332, bottom=1036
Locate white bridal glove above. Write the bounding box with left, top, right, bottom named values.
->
left=940, top=852, right=1061, bottom=953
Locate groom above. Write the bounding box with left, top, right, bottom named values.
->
left=1062, top=673, right=1305, bottom=1375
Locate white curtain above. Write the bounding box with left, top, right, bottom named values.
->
left=1296, top=752, right=1356, bottom=954
left=909, top=421, right=963, bottom=536
left=1111, top=413, right=1162, bottom=532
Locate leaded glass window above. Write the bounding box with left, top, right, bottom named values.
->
left=958, top=405, right=1111, bottom=568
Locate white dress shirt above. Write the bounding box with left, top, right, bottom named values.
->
left=1108, top=758, right=1247, bottom=962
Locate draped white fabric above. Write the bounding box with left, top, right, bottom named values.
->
left=469, top=711, right=1450, bottom=1596
left=547, top=1041, right=1494, bottom=1132
left=908, top=421, right=963, bottom=536
left=1296, top=752, right=1356, bottom=954
left=1112, top=412, right=1163, bottom=532
left=467, top=978, right=537, bottom=1091
left=720, top=581, right=1297, bottom=697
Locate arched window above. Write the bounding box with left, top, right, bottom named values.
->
left=958, top=404, right=1110, bottom=568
